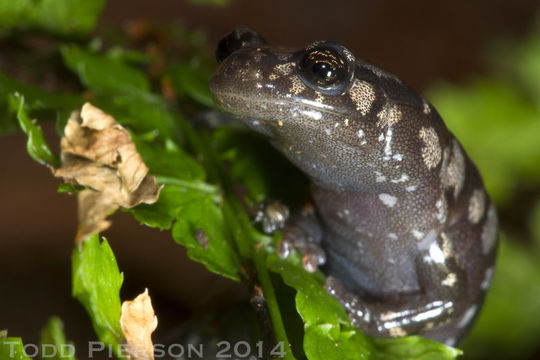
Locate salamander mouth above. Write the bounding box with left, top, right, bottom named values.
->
left=211, top=89, right=353, bottom=123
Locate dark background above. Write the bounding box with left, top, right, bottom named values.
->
left=1, top=0, right=538, bottom=354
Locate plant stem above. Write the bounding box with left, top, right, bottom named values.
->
left=252, top=237, right=295, bottom=360
left=156, top=176, right=220, bottom=195
left=175, top=112, right=295, bottom=359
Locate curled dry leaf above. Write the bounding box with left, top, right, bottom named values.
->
left=54, top=103, right=162, bottom=242
left=120, top=289, right=158, bottom=360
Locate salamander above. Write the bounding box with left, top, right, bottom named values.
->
left=209, top=27, right=498, bottom=346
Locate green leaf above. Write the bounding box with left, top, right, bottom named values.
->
left=462, top=234, right=540, bottom=359
left=0, top=0, right=105, bottom=36
left=167, top=60, right=215, bottom=107
left=40, top=317, right=77, bottom=360
left=61, top=46, right=150, bottom=94
left=72, top=235, right=124, bottom=355
left=304, top=325, right=374, bottom=360
left=211, top=126, right=308, bottom=205
left=428, top=22, right=540, bottom=206
left=267, top=254, right=349, bottom=327
left=0, top=338, right=32, bottom=360
left=129, top=185, right=202, bottom=230
left=429, top=79, right=540, bottom=205
left=60, top=43, right=244, bottom=284
left=57, top=182, right=81, bottom=194
left=268, top=254, right=376, bottom=359
left=187, top=0, right=231, bottom=7
left=268, top=254, right=461, bottom=360
left=133, top=138, right=206, bottom=182
left=0, top=72, right=81, bottom=134
left=373, top=337, right=462, bottom=360
left=15, top=94, right=59, bottom=166
left=171, top=194, right=243, bottom=282
left=61, top=45, right=177, bottom=139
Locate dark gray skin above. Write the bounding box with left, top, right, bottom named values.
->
left=210, top=28, right=498, bottom=346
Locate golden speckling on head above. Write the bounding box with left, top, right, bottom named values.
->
left=468, top=189, right=486, bottom=224
left=269, top=73, right=280, bottom=81
left=277, top=53, right=290, bottom=61
left=376, top=103, right=402, bottom=127
left=344, top=48, right=355, bottom=62
left=441, top=140, right=466, bottom=199
left=349, top=80, right=376, bottom=116
left=289, top=76, right=306, bottom=95
left=315, top=92, right=325, bottom=103
left=277, top=120, right=283, bottom=127
left=419, top=127, right=442, bottom=170
left=305, top=41, right=323, bottom=51
left=237, top=68, right=249, bottom=82
left=274, top=62, right=295, bottom=76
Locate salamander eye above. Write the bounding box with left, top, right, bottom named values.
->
left=216, top=27, right=267, bottom=63
left=297, top=42, right=355, bottom=95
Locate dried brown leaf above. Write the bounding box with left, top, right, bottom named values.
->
left=120, top=289, right=158, bottom=360
left=54, top=103, right=162, bottom=242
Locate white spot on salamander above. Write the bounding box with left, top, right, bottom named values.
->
left=468, top=189, right=486, bottom=224
left=378, top=133, right=384, bottom=142
left=441, top=140, right=466, bottom=199
left=357, top=129, right=365, bottom=138
left=406, top=185, right=417, bottom=192
left=422, top=98, right=431, bottom=114
left=442, top=273, right=457, bottom=287
left=458, top=305, right=478, bottom=328
left=435, top=196, right=448, bottom=224
left=419, top=231, right=446, bottom=266
left=482, top=204, right=498, bottom=255
left=417, top=230, right=437, bottom=250
left=379, top=193, right=398, bottom=207
left=391, top=174, right=409, bottom=183
left=411, top=229, right=424, bottom=240
left=428, top=242, right=445, bottom=264
left=383, top=127, right=394, bottom=161
left=389, top=327, right=407, bottom=337
left=375, top=171, right=386, bottom=183
left=481, top=267, right=495, bottom=290
left=301, top=109, right=322, bottom=120
left=387, top=233, right=398, bottom=240
left=392, top=154, right=403, bottom=161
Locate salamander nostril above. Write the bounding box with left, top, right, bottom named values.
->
left=216, top=27, right=267, bottom=63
